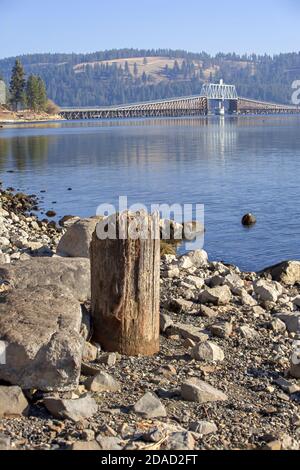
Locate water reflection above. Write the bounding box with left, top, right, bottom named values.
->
left=0, top=116, right=300, bottom=271
left=0, top=135, right=49, bottom=170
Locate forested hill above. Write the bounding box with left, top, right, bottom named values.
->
left=0, top=49, right=300, bottom=107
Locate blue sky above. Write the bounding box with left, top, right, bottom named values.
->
left=0, top=0, right=299, bottom=58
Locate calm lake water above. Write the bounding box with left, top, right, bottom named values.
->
left=0, top=116, right=300, bottom=271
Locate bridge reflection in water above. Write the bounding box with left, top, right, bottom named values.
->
left=59, top=80, right=300, bottom=120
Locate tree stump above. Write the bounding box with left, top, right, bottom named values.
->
left=90, top=211, right=160, bottom=356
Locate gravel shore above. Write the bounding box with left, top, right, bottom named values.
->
left=0, top=185, right=299, bottom=451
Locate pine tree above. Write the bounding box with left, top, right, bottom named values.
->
left=26, top=75, right=47, bottom=112
left=26, top=75, right=39, bottom=111
left=133, top=63, right=138, bottom=77
left=9, top=59, right=26, bottom=110
left=36, top=76, right=47, bottom=111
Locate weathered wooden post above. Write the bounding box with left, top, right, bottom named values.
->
left=90, top=210, right=160, bottom=356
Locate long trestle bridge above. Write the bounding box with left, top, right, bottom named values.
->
left=59, top=81, right=300, bottom=120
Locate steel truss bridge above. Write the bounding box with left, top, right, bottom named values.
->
left=59, top=81, right=300, bottom=120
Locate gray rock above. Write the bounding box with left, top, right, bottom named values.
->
left=0, top=386, right=28, bottom=418
left=239, top=289, right=257, bottom=306
left=169, top=323, right=209, bottom=343
left=262, top=261, right=300, bottom=286
left=289, top=363, right=300, bottom=379
left=189, top=420, right=218, bottom=435
left=57, top=217, right=103, bottom=258
left=199, top=285, right=232, bottom=306
left=240, top=325, right=259, bottom=340
left=270, top=318, right=287, bottom=333
left=276, top=313, right=300, bottom=333
left=191, top=341, right=224, bottom=362
left=166, top=431, right=195, bottom=450
left=181, top=378, right=228, bottom=403
left=98, top=352, right=117, bottom=366
left=253, top=279, right=280, bottom=303
left=82, top=429, right=96, bottom=441
left=82, top=342, right=98, bottom=363
left=199, top=305, right=218, bottom=318
left=81, top=362, right=102, bottom=377
left=169, top=298, right=195, bottom=314
left=133, top=392, right=167, bottom=418
left=160, top=313, right=173, bottom=333
left=0, top=286, right=84, bottom=392
left=44, top=394, right=98, bottom=422
left=0, top=253, right=10, bottom=264
left=0, top=257, right=90, bottom=302
left=71, top=440, right=100, bottom=450
left=210, top=321, right=233, bottom=339
left=293, top=296, right=300, bottom=308
left=85, top=372, right=121, bottom=393
left=185, top=275, right=205, bottom=289
left=224, top=273, right=244, bottom=291
left=0, top=434, right=11, bottom=450
left=96, top=436, right=123, bottom=450
left=178, top=250, right=208, bottom=269
left=274, top=377, right=300, bottom=394
left=161, top=266, right=180, bottom=279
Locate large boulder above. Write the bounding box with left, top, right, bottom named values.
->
left=0, top=257, right=90, bottom=302
left=0, top=286, right=84, bottom=391
left=261, top=261, right=300, bottom=286
left=57, top=217, right=103, bottom=258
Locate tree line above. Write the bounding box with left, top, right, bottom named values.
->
left=5, top=59, right=58, bottom=113
left=1, top=49, right=299, bottom=107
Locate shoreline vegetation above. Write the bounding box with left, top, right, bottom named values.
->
left=0, top=184, right=300, bottom=450
left=0, top=105, right=63, bottom=124
left=0, top=59, right=61, bottom=125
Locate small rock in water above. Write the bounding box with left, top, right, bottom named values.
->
left=46, top=210, right=56, bottom=218
left=242, top=213, right=256, bottom=226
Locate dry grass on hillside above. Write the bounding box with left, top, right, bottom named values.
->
left=74, top=56, right=204, bottom=82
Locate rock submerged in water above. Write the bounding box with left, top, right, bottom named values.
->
left=242, top=213, right=256, bottom=226
left=46, top=210, right=56, bottom=218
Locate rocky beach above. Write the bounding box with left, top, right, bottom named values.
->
left=0, top=185, right=300, bottom=451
